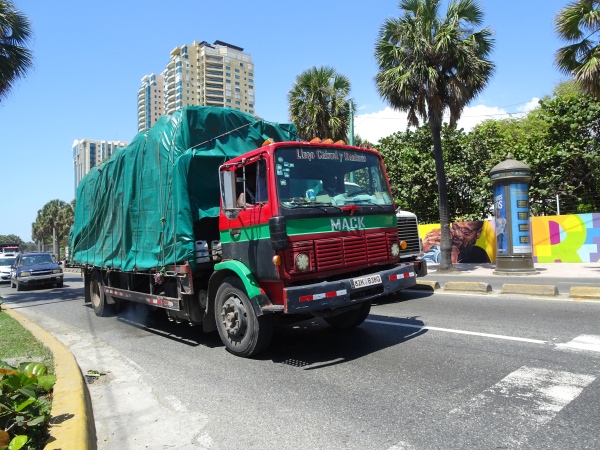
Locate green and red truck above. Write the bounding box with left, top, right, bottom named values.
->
left=70, top=107, right=425, bottom=357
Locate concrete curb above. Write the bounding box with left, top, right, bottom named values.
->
left=443, top=281, right=492, bottom=293
left=414, top=280, right=441, bottom=290
left=421, top=279, right=600, bottom=300
left=570, top=286, right=600, bottom=300
left=3, top=306, right=96, bottom=450
left=501, top=284, right=559, bottom=296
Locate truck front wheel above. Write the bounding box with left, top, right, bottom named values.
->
left=90, top=271, right=113, bottom=317
left=324, top=301, right=371, bottom=330
left=215, top=277, right=273, bottom=357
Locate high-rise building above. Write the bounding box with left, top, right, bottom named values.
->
left=164, top=40, right=255, bottom=116
left=137, top=73, right=165, bottom=132
left=72, top=139, right=128, bottom=195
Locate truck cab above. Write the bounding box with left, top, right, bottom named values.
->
left=217, top=140, right=418, bottom=322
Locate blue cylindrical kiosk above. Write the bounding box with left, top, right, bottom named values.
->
left=490, top=156, right=538, bottom=275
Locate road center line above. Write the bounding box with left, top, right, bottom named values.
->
left=365, top=319, right=547, bottom=344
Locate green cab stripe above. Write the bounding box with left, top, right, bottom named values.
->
left=286, top=214, right=396, bottom=235
left=220, top=214, right=396, bottom=244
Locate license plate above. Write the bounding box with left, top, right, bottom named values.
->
left=351, top=274, right=382, bottom=289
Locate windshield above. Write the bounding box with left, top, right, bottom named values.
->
left=0, top=257, right=15, bottom=266
left=20, top=254, right=54, bottom=266
left=275, top=147, right=393, bottom=207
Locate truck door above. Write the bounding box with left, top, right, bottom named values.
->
left=222, top=158, right=277, bottom=279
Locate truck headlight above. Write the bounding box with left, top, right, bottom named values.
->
left=20, top=271, right=31, bottom=277
left=295, top=253, right=310, bottom=271
left=391, top=242, right=400, bottom=258
left=53, top=269, right=63, bottom=274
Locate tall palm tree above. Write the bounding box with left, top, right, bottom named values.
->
left=0, top=0, right=33, bottom=101
left=288, top=66, right=355, bottom=142
left=555, top=0, right=600, bottom=97
left=374, top=0, right=494, bottom=271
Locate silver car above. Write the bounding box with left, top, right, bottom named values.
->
left=0, top=256, right=15, bottom=283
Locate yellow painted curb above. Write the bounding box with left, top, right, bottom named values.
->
left=3, top=307, right=96, bottom=450
left=501, top=284, right=558, bottom=296
left=444, top=281, right=492, bottom=293
left=414, top=280, right=441, bottom=290
left=570, top=286, right=600, bottom=300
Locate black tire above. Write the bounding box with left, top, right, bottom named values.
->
left=56, top=279, right=64, bottom=288
left=214, top=277, right=273, bottom=357
left=16, top=281, right=23, bottom=291
left=324, top=301, right=371, bottom=330
left=90, top=271, right=113, bottom=317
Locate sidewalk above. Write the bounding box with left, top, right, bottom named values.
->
left=425, top=262, right=600, bottom=279
left=417, top=262, right=600, bottom=298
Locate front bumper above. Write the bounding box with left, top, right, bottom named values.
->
left=17, top=273, right=63, bottom=286
left=0, top=272, right=10, bottom=282
left=283, top=263, right=416, bottom=314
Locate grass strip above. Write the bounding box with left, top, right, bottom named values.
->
left=0, top=308, right=54, bottom=373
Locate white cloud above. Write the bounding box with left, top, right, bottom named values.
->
left=354, top=98, right=540, bottom=144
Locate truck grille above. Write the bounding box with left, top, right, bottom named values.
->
left=397, top=216, right=421, bottom=256
left=287, top=232, right=396, bottom=273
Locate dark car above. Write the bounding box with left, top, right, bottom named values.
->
left=10, top=252, right=63, bottom=291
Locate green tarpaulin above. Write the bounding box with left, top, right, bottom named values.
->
left=70, top=106, right=298, bottom=271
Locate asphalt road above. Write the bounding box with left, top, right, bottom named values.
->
left=2, top=274, right=600, bottom=449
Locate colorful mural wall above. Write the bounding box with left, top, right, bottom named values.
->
left=418, top=214, right=600, bottom=263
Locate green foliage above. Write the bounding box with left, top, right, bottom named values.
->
left=379, top=124, right=495, bottom=223
left=0, top=1, right=34, bottom=103
left=554, top=1, right=600, bottom=97
left=31, top=199, right=75, bottom=256
left=378, top=86, right=600, bottom=220
left=288, top=66, right=354, bottom=142
left=0, top=361, right=55, bottom=450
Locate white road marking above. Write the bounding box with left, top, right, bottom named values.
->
left=365, top=319, right=548, bottom=344
left=450, top=366, right=595, bottom=442
left=556, top=335, right=600, bottom=353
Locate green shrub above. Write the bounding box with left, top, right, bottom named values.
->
left=0, top=361, right=56, bottom=450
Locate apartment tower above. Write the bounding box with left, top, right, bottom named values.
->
left=163, top=40, right=254, bottom=116
left=137, top=73, right=165, bottom=132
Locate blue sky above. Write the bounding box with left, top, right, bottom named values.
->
left=1, top=0, right=568, bottom=242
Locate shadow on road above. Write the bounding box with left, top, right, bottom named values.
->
left=262, top=313, right=427, bottom=369
left=0, top=284, right=82, bottom=308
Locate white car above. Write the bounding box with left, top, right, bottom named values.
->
left=0, top=256, right=16, bottom=283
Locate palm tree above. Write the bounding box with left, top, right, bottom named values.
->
left=33, top=200, right=68, bottom=256
left=374, top=0, right=494, bottom=271
left=0, top=0, right=33, bottom=101
left=288, top=66, right=355, bottom=142
left=555, top=0, right=600, bottom=97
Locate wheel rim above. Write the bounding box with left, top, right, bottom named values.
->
left=220, top=295, right=247, bottom=339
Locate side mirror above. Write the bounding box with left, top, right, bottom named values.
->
left=220, top=170, right=240, bottom=220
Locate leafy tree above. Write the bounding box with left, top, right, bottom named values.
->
left=379, top=124, right=493, bottom=223
left=0, top=0, right=33, bottom=101
left=555, top=0, right=600, bottom=97
left=288, top=66, right=355, bottom=141
left=374, top=0, right=495, bottom=270
left=0, top=234, right=23, bottom=245
left=32, top=200, right=75, bottom=256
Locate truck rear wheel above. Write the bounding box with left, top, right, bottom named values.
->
left=90, top=271, right=113, bottom=317
left=324, top=301, right=371, bottom=330
left=215, top=277, right=273, bottom=357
